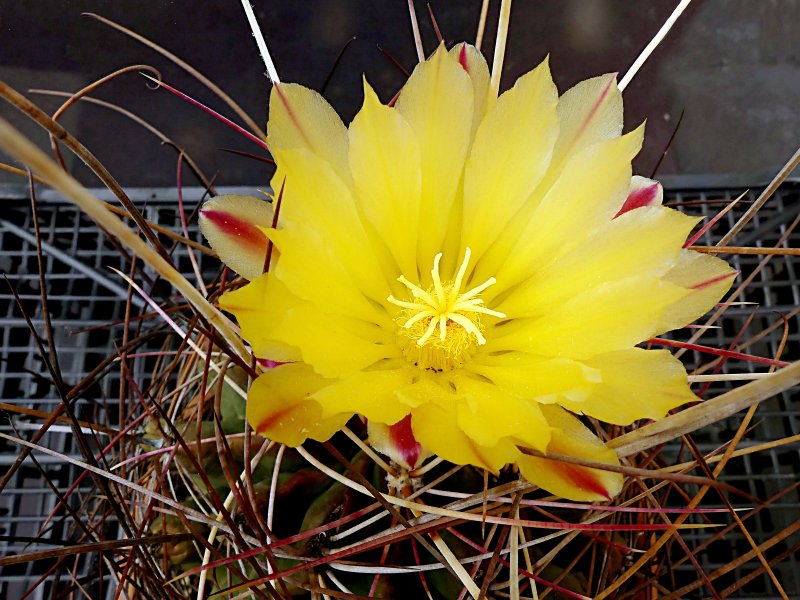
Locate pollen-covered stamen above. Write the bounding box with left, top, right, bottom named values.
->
left=387, top=248, right=506, bottom=370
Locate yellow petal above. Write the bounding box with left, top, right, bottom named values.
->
left=411, top=397, right=521, bottom=473
left=219, top=273, right=301, bottom=362
left=199, top=195, right=274, bottom=280
left=268, top=304, right=397, bottom=378
left=451, top=372, right=550, bottom=452
left=268, top=146, right=394, bottom=315
left=466, top=352, right=600, bottom=405
left=449, top=42, right=490, bottom=135
left=551, top=73, right=623, bottom=172
left=395, top=375, right=455, bottom=409
left=517, top=405, right=623, bottom=501
left=395, top=374, right=539, bottom=474
left=490, top=276, right=689, bottom=359
left=348, top=80, right=421, bottom=278
left=462, top=57, right=559, bottom=257
left=480, top=127, right=644, bottom=300
left=467, top=75, right=622, bottom=288
left=311, top=367, right=415, bottom=424
left=559, top=348, right=697, bottom=425
left=222, top=275, right=395, bottom=376
left=658, top=250, right=736, bottom=332
left=497, top=205, right=700, bottom=315
left=395, top=44, right=474, bottom=273
left=267, top=227, right=388, bottom=324
left=530, top=125, right=644, bottom=257
left=267, top=82, right=350, bottom=184
left=248, top=362, right=348, bottom=446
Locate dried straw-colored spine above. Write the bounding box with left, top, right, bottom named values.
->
left=610, top=358, right=800, bottom=457
left=475, top=0, right=491, bottom=50
left=0, top=81, right=168, bottom=261
left=488, top=0, right=512, bottom=102
left=407, top=0, right=425, bottom=62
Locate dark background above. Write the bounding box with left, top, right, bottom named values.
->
left=1, top=0, right=799, bottom=188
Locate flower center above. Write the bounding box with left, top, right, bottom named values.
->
left=387, top=248, right=506, bottom=371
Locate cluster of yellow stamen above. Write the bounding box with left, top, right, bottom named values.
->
left=387, top=248, right=506, bottom=370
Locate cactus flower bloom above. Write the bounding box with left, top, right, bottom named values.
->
left=200, top=44, right=734, bottom=501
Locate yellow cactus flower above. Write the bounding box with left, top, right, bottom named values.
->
left=200, top=43, right=735, bottom=501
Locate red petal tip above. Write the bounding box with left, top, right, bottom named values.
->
left=256, top=358, right=287, bottom=369
left=559, top=463, right=614, bottom=500
left=388, top=415, right=424, bottom=470
left=615, top=182, right=662, bottom=217
left=201, top=209, right=267, bottom=250
left=458, top=44, right=470, bottom=73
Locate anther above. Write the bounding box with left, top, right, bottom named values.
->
left=386, top=247, right=506, bottom=351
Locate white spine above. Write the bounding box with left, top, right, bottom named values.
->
left=240, top=0, right=281, bottom=84
left=619, top=0, right=692, bottom=92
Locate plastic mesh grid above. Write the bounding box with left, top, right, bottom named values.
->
left=0, top=184, right=798, bottom=598
left=661, top=186, right=800, bottom=598
left=0, top=188, right=221, bottom=600
left=0, top=197, right=128, bottom=600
